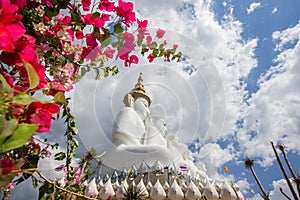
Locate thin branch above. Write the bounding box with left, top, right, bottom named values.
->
left=271, top=141, right=299, bottom=200
left=35, top=170, right=97, bottom=200
left=280, top=187, right=292, bottom=200
left=11, top=168, right=97, bottom=200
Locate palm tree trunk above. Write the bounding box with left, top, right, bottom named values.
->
left=271, top=141, right=299, bottom=200
left=280, top=146, right=300, bottom=198
left=249, top=166, right=269, bottom=200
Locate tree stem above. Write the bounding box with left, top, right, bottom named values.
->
left=271, top=141, right=299, bottom=200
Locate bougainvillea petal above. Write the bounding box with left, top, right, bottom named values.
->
left=1, top=158, right=16, bottom=175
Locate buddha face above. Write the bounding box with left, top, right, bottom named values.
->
left=134, top=97, right=150, bottom=120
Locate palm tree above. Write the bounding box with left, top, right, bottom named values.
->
left=244, top=158, right=270, bottom=200
left=278, top=143, right=300, bottom=198
left=123, top=184, right=148, bottom=200
left=271, top=141, right=299, bottom=200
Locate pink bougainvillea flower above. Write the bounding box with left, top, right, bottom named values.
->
left=129, top=54, right=138, bottom=64
left=124, top=54, right=138, bottom=67
left=81, top=0, right=91, bottom=11
left=101, top=13, right=110, bottom=22
left=0, top=23, right=15, bottom=52
left=0, top=34, right=39, bottom=66
left=41, top=0, right=53, bottom=8
left=62, top=16, right=71, bottom=26
left=146, top=35, right=152, bottom=47
left=11, top=0, right=27, bottom=10
left=156, top=28, right=165, bottom=39
left=147, top=53, right=154, bottom=63
left=94, top=17, right=104, bottom=28
left=137, top=19, right=148, bottom=29
left=27, top=102, right=60, bottom=132
left=81, top=14, right=94, bottom=25
left=104, top=47, right=115, bottom=59
left=122, top=32, right=135, bottom=44
left=115, top=0, right=136, bottom=27
left=86, top=46, right=102, bottom=61
left=75, top=30, right=84, bottom=39
left=1, top=157, right=16, bottom=175
left=85, top=34, right=98, bottom=48
left=0, top=0, right=26, bottom=52
left=173, top=44, right=178, bottom=49
left=46, top=80, right=67, bottom=96
left=137, top=19, right=148, bottom=37
left=98, top=0, right=115, bottom=12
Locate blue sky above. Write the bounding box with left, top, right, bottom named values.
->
left=7, top=0, right=300, bottom=199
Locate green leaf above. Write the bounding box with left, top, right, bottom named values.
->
left=141, top=44, right=149, bottom=56
left=58, top=0, right=68, bottom=9
left=114, top=23, right=123, bottom=35
left=0, top=117, right=18, bottom=144
left=12, top=92, right=32, bottom=104
left=152, top=48, right=159, bottom=57
left=23, top=61, right=39, bottom=90
left=54, top=92, right=67, bottom=105
left=54, top=152, right=66, bottom=160
left=150, top=42, right=158, bottom=49
left=38, top=182, right=48, bottom=200
left=93, top=12, right=100, bottom=18
left=0, top=123, right=38, bottom=153
left=0, top=74, right=12, bottom=92
left=44, top=7, right=59, bottom=17
left=104, top=67, right=109, bottom=78
left=81, top=68, right=87, bottom=77
left=72, top=137, right=79, bottom=147
left=101, top=36, right=112, bottom=48
left=70, top=126, right=78, bottom=135
left=111, top=66, right=119, bottom=76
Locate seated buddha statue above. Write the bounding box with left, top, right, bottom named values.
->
left=111, top=73, right=151, bottom=146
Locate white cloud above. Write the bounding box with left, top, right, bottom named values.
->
left=198, top=143, right=233, bottom=177
left=272, top=7, right=278, bottom=14
left=239, top=21, right=300, bottom=166
left=236, top=179, right=251, bottom=196
left=247, top=2, right=262, bottom=14
left=270, top=179, right=298, bottom=199
left=71, top=0, right=258, bottom=177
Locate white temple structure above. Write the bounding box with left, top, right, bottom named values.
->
left=87, top=73, right=244, bottom=199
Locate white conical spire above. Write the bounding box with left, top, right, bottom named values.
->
left=219, top=180, right=237, bottom=200
left=99, top=178, right=115, bottom=200
left=168, top=179, right=184, bottom=200
left=150, top=179, right=166, bottom=200
left=163, top=181, right=170, bottom=192
left=146, top=180, right=153, bottom=191
left=112, top=180, right=120, bottom=191
left=115, top=179, right=129, bottom=199
left=137, top=179, right=149, bottom=198
left=86, top=178, right=99, bottom=197
left=185, top=180, right=202, bottom=200
left=203, top=180, right=219, bottom=200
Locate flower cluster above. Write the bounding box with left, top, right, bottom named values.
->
left=0, top=0, right=182, bottom=197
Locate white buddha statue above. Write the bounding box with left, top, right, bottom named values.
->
left=104, top=73, right=207, bottom=179
left=112, top=73, right=151, bottom=146
left=143, top=116, right=168, bottom=147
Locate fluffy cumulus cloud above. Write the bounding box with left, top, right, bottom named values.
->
left=247, top=2, right=261, bottom=14
left=198, top=143, right=233, bottom=177
left=239, top=21, right=300, bottom=166
left=269, top=179, right=298, bottom=200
